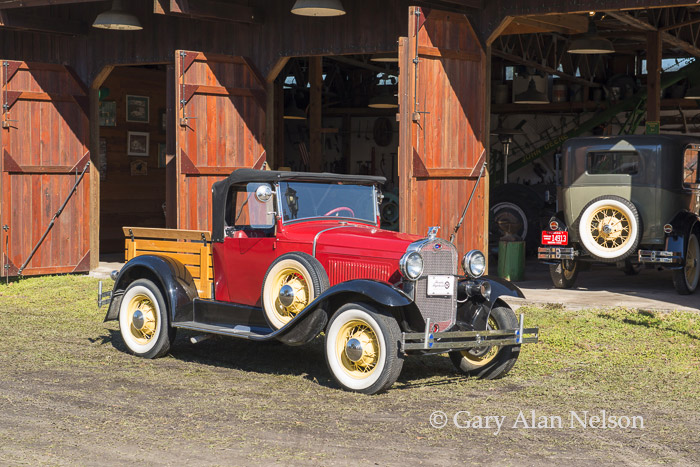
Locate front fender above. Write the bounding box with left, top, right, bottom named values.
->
left=481, top=275, right=525, bottom=303
left=104, top=255, right=199, bottom=323
left=275, top=279, right=422, bottom=345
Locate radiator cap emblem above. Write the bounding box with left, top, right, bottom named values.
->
left=434, top=243, right=442, bottom=250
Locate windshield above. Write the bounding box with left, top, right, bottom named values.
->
left=278, top=182, right=377, bottom=224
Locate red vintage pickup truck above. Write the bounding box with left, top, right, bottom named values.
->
left=99, top=169, right=538, bottom=394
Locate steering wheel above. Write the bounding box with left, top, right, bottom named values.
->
left=324, top=206, right=355, bottom=217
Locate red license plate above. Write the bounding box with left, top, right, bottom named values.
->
left=542, top=231, right=568, bottom=245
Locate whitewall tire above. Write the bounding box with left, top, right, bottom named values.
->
left=578, top=196, right=640, bottom=262
left=118, top=279, right=174, bottom=358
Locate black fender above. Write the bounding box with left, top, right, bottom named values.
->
left=456, top=276, right=523, bottom=330
left=103, top=255, right=199, bottom=323
left=275, top=279, right=422, bottom=345
left=667, top=211, right=700, bottom=263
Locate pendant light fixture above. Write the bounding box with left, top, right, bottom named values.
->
left=567, top=18, right=614, bottom=54
left=370, top=52, right=398, bottom=63
left=514, top=78, right=549, bottom=104
left=685, top=85, right=700, bottom=99
left=368, top=92, right=398, bottom=109
left=291, top=0, right=346, bottom=17
left=93, top=0, right=142, bottom=31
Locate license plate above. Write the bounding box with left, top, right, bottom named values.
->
left=427, top=275, right=454, bottom=296
left=542, top=231, right=568, bottom=245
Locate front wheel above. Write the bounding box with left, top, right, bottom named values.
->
left=325, top=303, right=404, bottom=394
left=449, top=303, right=520, bottom=379
left=673, top=232, right=700, bottom=295
left=549, top=260, right=579, bottom=289
left=118, top=279, right=175, bottom=358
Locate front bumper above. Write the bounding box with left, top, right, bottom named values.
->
left=400, top=314, right=539, bottom=354
left=638, top=250, right=682, bottom=264
left=538, top=246, right=577, bottom=261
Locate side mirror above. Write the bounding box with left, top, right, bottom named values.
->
left=255, top=184, right=273, bottom=203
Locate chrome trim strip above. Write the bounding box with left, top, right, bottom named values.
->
left=312, top=225, right=351, bottom=258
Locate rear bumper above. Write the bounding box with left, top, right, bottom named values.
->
left=400, top=314, right=539, bottom=354
left=638, top=250, right=682, bottom=264
left=538, top=246, right=577, bottom=261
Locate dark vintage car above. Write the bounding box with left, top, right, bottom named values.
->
left=99, top=169, right=538, bottom=394
left=538, top=135, right=700, bottom=294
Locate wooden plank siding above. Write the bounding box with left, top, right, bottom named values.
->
left=1, top=60, right=90, bottom=276
left=399, top=8, right=487, bottom=258
left=174, top=51, right=266, bottom=231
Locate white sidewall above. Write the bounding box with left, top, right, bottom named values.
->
left=579, top=198, right=638, bottom=260
left=492, top=202, right=528, bottom=239
left=119, top=285, right=162, bottom=355
left=262, top=259, right=315, bottom=329
left=326, top=308, right=387, bottom=391
left=686, top=234, right=700, bottom=291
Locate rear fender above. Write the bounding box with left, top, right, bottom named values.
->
left=104, top=255, right=199, bottom=323
left=668, top=211, right=700, bottom=257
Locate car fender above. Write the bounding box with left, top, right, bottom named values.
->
left=275, top=279, right=422, bottom=345
left=668, top=211, right=700, bottom=253
left=104, top=255, right=199, bottom=323
left=480, top=275, right=525, bottom=303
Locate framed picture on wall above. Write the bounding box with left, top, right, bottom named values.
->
left=159, top=108, right=167, bottom=133
left=158, top=143, right=166, bottom=168
left=128, top=131, right=149, bottom=156
left=99, top=101, right=116, bottom=127
left=130, top=159, right=148, bottom=176
left=126, top=95, right=149, bottom=123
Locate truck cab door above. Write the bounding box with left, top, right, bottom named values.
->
left=213, top=183, right=276, bottom=306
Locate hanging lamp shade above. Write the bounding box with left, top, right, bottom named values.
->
left=284, top=101, right=307, bottom=120
left=93, top=0, right=142, bottom=30
left=291, top=0, right=346, bottom=17
left=567, top=19, right=614, bottom=54
left=514, top=78, right=549, bottom=104
left=368, top=92, right=398, bottom=109
left=370, top=52, right=398, bottom=63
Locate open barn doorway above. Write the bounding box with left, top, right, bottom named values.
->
left=97, top=65, right=168, bottom=259
left=274, top=55, right=401, bottom=231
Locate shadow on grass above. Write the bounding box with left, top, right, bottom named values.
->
left=96, top=328, right=481, bottom=392
left=598, top=310, right=700, bottom=341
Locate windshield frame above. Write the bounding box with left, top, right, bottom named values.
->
left=274, top=182, right=380, bottom=226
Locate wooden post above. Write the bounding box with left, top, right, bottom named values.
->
left=646, top=31, right=662, bottom=128
left=166, top=64, right=177, bottom=229
left=309, top=56, right=322, bottom=172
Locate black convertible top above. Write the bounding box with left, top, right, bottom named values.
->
left=211, top=169, right=386, bottom=242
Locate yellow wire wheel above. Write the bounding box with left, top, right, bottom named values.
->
left=673, top=232, right=700, bottom=294
left=262, top=253, right=328, bottom=329
left=118, top=279, right=172, bottom=358
left=459, top=316, right=500, bottom=367
left=578, top=196, right=640, bottom=262
left=325, top=303, right=403, bottom=394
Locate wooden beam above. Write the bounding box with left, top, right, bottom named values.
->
left=0, top=0, right=100, bottom=8
left=487, top=16, right=513, bottom=45
left=491, top=48, right=602, bottom=88
left=608, top=11, right=700, bottom=57
left=309, top=56, right=322, bottom=173
left=0, top=10, right=87, bottom=35
left=508, top=14, right=588, bottom=35
left=647, top=31, right=661, bottom=126
left=154, top=0, right=262, bottom=24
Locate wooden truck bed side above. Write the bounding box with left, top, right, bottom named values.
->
left=123, top=227, right=213, bottom=299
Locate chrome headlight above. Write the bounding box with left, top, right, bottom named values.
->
left=399, top=251, right=424, bottom=280
left=462, top=250, right=486, bottom=278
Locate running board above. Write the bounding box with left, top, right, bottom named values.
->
left=173, top=321, right=275, bottom=340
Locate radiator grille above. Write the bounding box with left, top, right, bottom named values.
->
left=413, top=239, right=458, bottom=330
left=328, top=259, right=393, bottom=285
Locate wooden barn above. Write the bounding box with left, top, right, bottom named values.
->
left=0, top=0, right=698, bottom=276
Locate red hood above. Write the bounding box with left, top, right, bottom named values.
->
left=279, top=221, right=422, bottom=259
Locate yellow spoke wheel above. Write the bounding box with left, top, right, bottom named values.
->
left=459, top=316, right=500, bottom=367
left=587, top=205, right=631, bottom=252
left=578, top=196, right=640, bottom=262
left=118, top=279, right=172, bottom=358
left=126, top=294, right=158, bottom=345
left=335, top=319, right=380, bottom=378
left=272, top=268, right=311, bottom=322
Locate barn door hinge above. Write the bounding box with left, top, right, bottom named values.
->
left=179, top=51, right=197, bottom=127
left=411, top=8, right=430, bottom=122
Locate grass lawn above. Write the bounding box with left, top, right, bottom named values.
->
left=0, top=274, right=699, bottom=465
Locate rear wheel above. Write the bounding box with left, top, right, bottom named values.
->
left=673, top=233, right=700, bottom=295
left=578, top=196, right=640, bottom=262
left=325, top=303, right=404, bottom=394
left=118, top=279, right=175, bottom=358
left=449, top=303, right=520, bottom=379
left=549, top=260, right=578, bottom=289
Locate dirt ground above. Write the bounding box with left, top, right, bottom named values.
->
left=0, top=275, right=699, bottom=466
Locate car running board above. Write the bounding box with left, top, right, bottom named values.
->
left=173, top=321, right=274, bottom=340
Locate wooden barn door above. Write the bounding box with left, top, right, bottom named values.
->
left=174, top=51, right=266, bottom=231
left=0, top=61, right=90, bottom=276
left=398, top=8, right=487, bottom=256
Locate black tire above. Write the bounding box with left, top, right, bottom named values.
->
left=549, top=260, right=579, bottom=288
left=118, top=279, right=175, bottom=359
left=489, top=184, right=544, bottom=254
left=577, top=195, right=641, bottom=263
left=261, top=252, right=329, bottom=329
left=325, top=302, right=404, bottom=394
left=449, top=302, right=520, bottom=379
left=673, top=232, right=700, bottom=295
